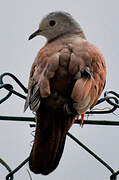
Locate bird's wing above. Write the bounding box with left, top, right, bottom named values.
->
left=24, top=46, right=61, bottom=112
left=71, top=40, right=106, bottom=113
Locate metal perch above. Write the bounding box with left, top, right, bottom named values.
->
left=0, top=72, right=119, bottom=180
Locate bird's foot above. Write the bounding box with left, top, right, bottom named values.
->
left=76, top=113, right=85, bottom=127
left=80, top=114, right=85, bottom=127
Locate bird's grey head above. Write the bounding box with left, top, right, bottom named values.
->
left=29, top=11, right=85, bottom=41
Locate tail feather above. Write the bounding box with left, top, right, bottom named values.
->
left=29, top=104, right=75, bottom=175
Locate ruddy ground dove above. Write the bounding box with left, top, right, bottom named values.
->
left=24, top=11, right=106, bottom=175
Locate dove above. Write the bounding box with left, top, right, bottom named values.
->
left=25, top=11, right=106, bottom=175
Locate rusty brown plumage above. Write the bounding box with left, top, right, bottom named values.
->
left=25, top=11, right=106, bottom=175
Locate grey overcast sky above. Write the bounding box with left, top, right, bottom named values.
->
left=0, top=0, right=119, bottom=180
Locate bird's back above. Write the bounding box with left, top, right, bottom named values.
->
left=26, top=33, right=106, bottom=112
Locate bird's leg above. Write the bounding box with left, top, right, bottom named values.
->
left=76, top=114, right=80, bottom=120
left=35, top=115, right=37, bottom=123
left=80, top=113, right=85, bottom=127
left=76, top=113, right=85, bottom=127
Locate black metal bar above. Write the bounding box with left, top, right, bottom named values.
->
left=0, top=158, right=12, bottom=175
left=5, top=89, right=27, bottom=100
left=0, top=72, right=27, bottom=103
left=110, top=170, right=119, bottom=180
left=6, top=157, right=29, bottom=180
left=75, top=120, right=119, bottom=126
left=0, top=84, right=13, bottom=104
left=67, top=132, right=115, bottom=174
left=86, top=106, right=117, bottom=114
left=104, top=91, right=119, bottom=108
left=1, top=116, right=119, bottom=126
left=0, top=72, right=28, bottom=93
left=0, top=116, right=35, bottom=122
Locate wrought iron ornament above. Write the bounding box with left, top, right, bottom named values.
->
left=0, top=72, right=119, bottom=180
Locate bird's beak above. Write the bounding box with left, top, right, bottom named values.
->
left=28, top=29, right=41, bottom=40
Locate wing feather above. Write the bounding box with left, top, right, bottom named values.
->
left=70, top=41, right=106, bottom=113
left=24, top=52, right=60, bottom=112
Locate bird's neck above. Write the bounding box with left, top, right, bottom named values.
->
left=71, top=27, right=86, bottom=39
left=47, top=28, right=86, bottom=43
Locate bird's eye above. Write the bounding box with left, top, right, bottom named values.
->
left=49, top=20, right=56, bottom=27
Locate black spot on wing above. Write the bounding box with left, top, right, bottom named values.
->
left=81, top=67, right=93, bottom=78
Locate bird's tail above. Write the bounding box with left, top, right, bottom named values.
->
left=29, top=104, right=75, bottom=175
